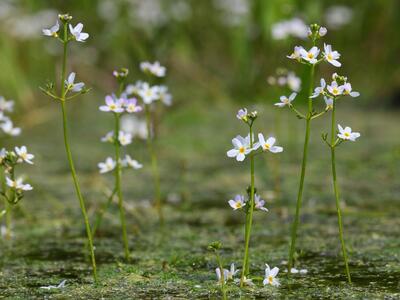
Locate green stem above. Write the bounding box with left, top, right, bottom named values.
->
left=114, top=113, right=130, bottom=261
left=59, top=23, right=97, bottom=283
left=145, top=105, right=163, bottom=224
left=91, top=188, right=117, bottom=236
left=215, top=251, right=227, bottom=299
left=240, top=125, right=255, bottom=287
left=288, top=64, right=315, bottom=273
left=330, top=102, right=351, bottom=283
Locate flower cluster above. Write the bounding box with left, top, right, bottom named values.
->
left=0, top=96, right=21, bottom=136
left=267, top=69, right=301, bottom=92
left=43, top=14, right=89, bottom=42
left=227, top=132, right=283, bottom=162
left=124, top=80, right=172, bottom=106
left=98, top=75, right=144, bottom=174
left=228, top=194, right=268, bottom=212
left=0, top=146, right=34, bottom=204
left=215, top=263, right=280, bottom=287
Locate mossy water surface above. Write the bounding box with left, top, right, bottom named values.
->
left=0, top=102, right=399, bottom=299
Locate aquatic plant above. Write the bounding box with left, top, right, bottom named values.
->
left=280, top=24, right=359, bottom=283
left=41, top=14, right=97, bottom=282
left=124, top=61, right=172, bottom=223
left=226, top=108, right=283, bottom=286
left=0, top=146, right=33, bottom=239
left=97, top=68, right=143, bottom=261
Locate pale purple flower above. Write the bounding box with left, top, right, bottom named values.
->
left=118, top=131, right=132, bottom=146
left=299, top=46, right=320, bottom=64
left=263, top=264, right=280, bottom=287
left=98, top=157, right=116, bottom=174
left=42, top=21, right=59, bottom=37
left=236, top=108, right=248, bottom=121
left=254, top=194, right=268, bottom=212
left=1, top=120, right=21, bottom=136
left=121, top=155, right=143, bottom=169
left=287, top=46, right=304, bottom=60
left=341, top=83, right=360, bottom=97
left=158, top=85, right=173, bottom=106
left=228, top=194, right=246, bottom=210
left=0, top=97, right=14, bottom=112
left=65, top=72, right=85, bottom=92
left=324, top=96, right=334, bottom=110
left=138, top=82, right=160, bottom=104
left=99, top=95, right=125, bottom=113
left=140, top=61, right=166, bottom=77
left=310, top=79, right=326, bottom=98
left=327, top=81, right=344, bottom=96
left=319, top=26, right=327, bottom=37
left=124, top=98, right=142, bottom=113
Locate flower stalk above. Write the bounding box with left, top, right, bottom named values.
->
left=329, top=101, right=351, bottom=283
left=42, top=14, right=97, bottom=282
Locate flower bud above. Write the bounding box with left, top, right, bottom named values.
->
left=58, top=13, right=72, bottom=23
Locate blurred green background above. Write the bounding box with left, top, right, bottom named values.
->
left=1, top=0, right=399, bottom=113
left=0, top=0, right=400, bottom=298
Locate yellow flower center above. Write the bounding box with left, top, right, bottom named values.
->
left=332, top=88, right=339, bottom=95
left=307, top=53, right=314, bottom=59
left=110, top=104, right=116, bottom=110
left=268, top=276, right=273, bottom=284
left=264, top=143, right=270, bottom=150
left=344, top=132, right=350, bottom=137
left=327, top=53, right=333, bottom=60
left=235, top=202, right=242, bottom=209
left=239, top=147, right=245, bottom=154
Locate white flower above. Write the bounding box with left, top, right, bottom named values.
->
left=158, top=85, right=173, bottom=106
left=226, top=263, right=239, bottom=280
left=299, top=46, right=320, bottom=64
left=120, top=115, right=148, bottom=140
left=69, top=23, right=89, bottom=42
left=98, top=157, right=116, bottom=174
left=236, top=108, right=247, bottom=120
left=1, top=120, right=21, bottom=136
left=324, top=96, right=334, bottom=110
left=227, top=135, right=251, bottom=161
left=341, top=83, right=360, bottom=97
left=327, top=81, right=344, bottom=96
left=101, top=131, right=114, bottom=143
left=121, top=155, right=143, bottom=169
left=42, top=21, right=59, bottom=37
left=310, top=79, right=326, bottom=98
left=234, top=276, right=254, bottom=286
left=0, top=112, right=10, bottom=123
left=6, top=177, right=33, bottom=191
left=319, top=26, right=327, bottom=37
left=40, top=280, right=66, bottom=290
left=228, top=194, right=246, bottom=210
left=215, top=267, right=229, bottom=283
left=287, top=46, right=304, bottom=60
left=263, top=264, right=280, bottom=287
left=0, top=148, right=7, bottom=164
left=323, top=43, right=341, bottom=67
left=118, top=131, right=132, bottom=146
left=287, top=72, right=301, bottom=92
left=140, top=61, right=166, bottom=77
left=337, top=124, right=360, bottom=141
left=15, top=146, right=34, bottom=164
left=138, top=82, right=160, bottom=104
left=254, top=194, right=268, bottom=212
left=125, top=81, right=144, bottom=96
left=255, top=134, right=283, bottom=153
left=0, top=97, right=14, bottom=112
left=99, top=95, right=125, bottom=113
left=275, top=92, right=296, bottom=107
left=65, top=72, right=85, bottom=92
left=123, top=97, right=143, bottom=113
left=271, top=18, right=308, bottom=40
